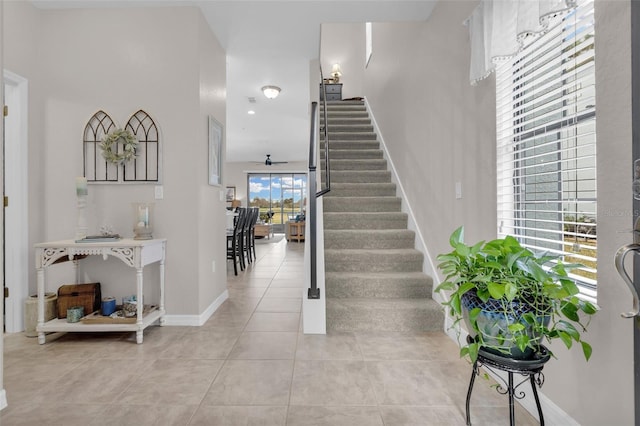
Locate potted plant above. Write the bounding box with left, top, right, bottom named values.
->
left=436, top=226, right=598, bottom=363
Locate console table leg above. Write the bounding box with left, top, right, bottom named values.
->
left=530, top=374, right=545, bottom=426
left=508, top=372, right=515, bottom=426
left=36, top=263, right=46, bottom=345
left=466, top=361, right=478, bottom=425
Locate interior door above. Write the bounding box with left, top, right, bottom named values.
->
left=3, top=71, right=28, bottom=333
left=631, top=3, right=640, bottom=424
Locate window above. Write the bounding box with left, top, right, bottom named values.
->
left=496, top=0, right=596, bottom=296
left=248, top=173, right=307, bottom=232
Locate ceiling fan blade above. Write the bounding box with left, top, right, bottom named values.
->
left=260, top=154, right=288, bottom=165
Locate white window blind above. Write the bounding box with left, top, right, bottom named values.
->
left=496, top=0, right=596, bottom=295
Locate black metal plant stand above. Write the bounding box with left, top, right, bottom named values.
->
left=465, top=337, right=551, bottom=426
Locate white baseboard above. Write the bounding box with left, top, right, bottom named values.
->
left=161, top=289, right=228, bottom=326
left=0, top=389, right=7, bottom=410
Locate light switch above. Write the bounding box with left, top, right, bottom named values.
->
left=154, top=185, right=164, bottom=200
left=455, top=182, right=462, bottom=199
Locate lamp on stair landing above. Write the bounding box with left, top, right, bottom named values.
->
left=331, top=63, right=342, bottom=83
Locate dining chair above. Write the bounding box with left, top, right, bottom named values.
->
left=227, top=207, right=247, bottom=275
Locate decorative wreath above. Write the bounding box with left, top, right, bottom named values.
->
left=100, top=129, right=138, bottom=165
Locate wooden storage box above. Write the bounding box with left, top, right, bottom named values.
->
left=57, top=283, right=101, bottom=319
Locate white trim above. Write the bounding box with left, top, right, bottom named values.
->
left=161, top=289, right=228, bottom=326
left=363, top=97, right=439, bottom=286
left=0, top=389, right=7, bottom=411
left=3, top=70, right=29, bottom=333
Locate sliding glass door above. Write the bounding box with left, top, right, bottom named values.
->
left=248, top=173, right=307, bottom=233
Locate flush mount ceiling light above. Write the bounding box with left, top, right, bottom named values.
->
left=261, top=85, right=281, bottom=99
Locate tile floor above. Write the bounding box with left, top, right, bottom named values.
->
left=0, top=236, right=538, bottom=425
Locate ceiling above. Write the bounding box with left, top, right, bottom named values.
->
left=31, top=0, right=437, bottom=163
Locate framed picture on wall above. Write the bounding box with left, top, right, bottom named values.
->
left=225, top=186, right=236, bottom=202
left=208, top=115, right=223, bottom=186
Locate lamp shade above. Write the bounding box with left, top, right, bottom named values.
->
left=262, top=85, right=281, bottom=99
left=331, top=63, right=342, bottom=77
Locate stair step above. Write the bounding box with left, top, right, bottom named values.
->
left=322, top=124, right=374, bottom=133
left=321, top=159, right=388, bottom=171
left=323, top=196, right=401, bottom=212
left=324, top=229, right=415, bottom=249
left=321, top=100, right=444, bottom=334
left=327, top=132, right=377, bottom=141
left=324, top=248, right=423, bottom=272
left=320, top=118, right=371, bottom=126
left=322, top=112, right=369, bottom=120
left=324, top=212, right=407, bottom=230
left=321, top=149, right=382, bottom=160
left=321, top=102, right=365, bottom=110
left=324, top=183, right=396, bottom=197
left=326, top=298, right=444, bottom=332
left=320, top=140, right=380, bottom=150
left=322, top=170, right=391, bottom=183
left=325, top=272, right=433, bottom=298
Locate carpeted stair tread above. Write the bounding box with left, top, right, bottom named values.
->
left=324, top=229, right=415, bottom=249
left=325, top=272, right=433, bottom=298
left=321, top=149, right=383, bottom=159
left=321, top=159, right=388, bottom=170
left=323, top=196, right=401, bottom=212
left=320, top=140, right=380, bottom=150
left=324, top=124, right=374, bottom=133
left=324, top=248, right=423, bottom=272
left=325, top=183, right=396, bottom=197
left=320, top=118, right=372, bottom=126
left=323, top=170, right=391, bottom=183
left=326, top=298, right=444, bottom=332
left=324, top=212, right=408, bottom=230
left=327, top=132, right=378, bottom=141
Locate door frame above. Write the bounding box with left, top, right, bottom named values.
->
left=3, top=70, right=28, bottom=333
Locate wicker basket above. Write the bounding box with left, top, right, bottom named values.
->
left=57, top=283, right=101, bottom=319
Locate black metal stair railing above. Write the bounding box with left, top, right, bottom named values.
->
left=307, top=71, right=331, bottom=299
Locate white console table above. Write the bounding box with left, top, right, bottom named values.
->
left=35, top=238, right=166, bottom=344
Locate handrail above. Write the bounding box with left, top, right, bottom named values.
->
left=307, top=64, right=332, bottom=299
left=317, top=76, right=331, bottom=197
left=308, top=101, right=321, bottom=299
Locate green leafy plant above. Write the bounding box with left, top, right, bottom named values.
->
left=436, top=226, right=598, bottom=363
left=100, top=129, right=138, bottom=165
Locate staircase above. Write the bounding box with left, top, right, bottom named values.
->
left=320, top=100, right=444, bottom=332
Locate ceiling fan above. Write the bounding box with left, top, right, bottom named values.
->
left=260, top=154, right=288, bottom=166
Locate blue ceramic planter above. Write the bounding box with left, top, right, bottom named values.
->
left=461, top=291, right=549, bottom=360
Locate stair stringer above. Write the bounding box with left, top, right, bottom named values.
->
left=363, top=97, right=444, bottom=306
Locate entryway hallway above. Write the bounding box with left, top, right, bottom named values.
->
left=1, top=238, right=537, bottom=425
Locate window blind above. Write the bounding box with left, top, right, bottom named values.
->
left=496, top=0, right=596, bottom=296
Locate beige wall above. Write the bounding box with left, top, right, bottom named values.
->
left=320, top=23, right=366, bottom=99
left=364, top=1, right=497, bottom=257
left=334, top=0, right=634, bottom=423
left=4, top=2, right=228, bottom=319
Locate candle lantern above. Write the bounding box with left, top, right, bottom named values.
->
left=75, top=177, right=88, bottom=241
left=133, top=202, right=154, bottom=240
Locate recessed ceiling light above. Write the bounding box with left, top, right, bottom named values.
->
left=248, top=110, right=256, bottom=115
